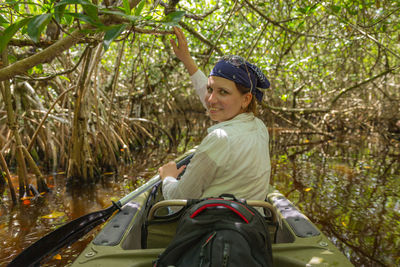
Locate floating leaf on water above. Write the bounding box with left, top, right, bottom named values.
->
left=53, top=254, right=62, bottom=260
left=42, top=211, right=66, bottom=219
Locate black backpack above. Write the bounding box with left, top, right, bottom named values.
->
left=154, top=195, right=273, bottom=267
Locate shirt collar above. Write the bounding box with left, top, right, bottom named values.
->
left=207, top=113, right=255, bottom=133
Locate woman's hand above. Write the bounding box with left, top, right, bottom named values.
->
left=170, top=27, right=198, bottom=75
left=158, top=161, right=186, bottom=181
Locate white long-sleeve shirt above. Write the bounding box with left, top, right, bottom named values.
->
left=162, top=70, right=271, bottom=201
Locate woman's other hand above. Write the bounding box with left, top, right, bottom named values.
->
left=159, top=161, right=186, bottom=181
left=170, top=27, right=198, bottom=75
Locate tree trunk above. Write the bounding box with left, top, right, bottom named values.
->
left=0, top=152, right=17, bottom=204
left=1, top=46, right=49, bottom=194
left=1, top=47, right=29, bottom=197
left=67, top=47, right=95, bottom=183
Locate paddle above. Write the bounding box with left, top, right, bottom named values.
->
left=8, top=153, right=194, bottom=267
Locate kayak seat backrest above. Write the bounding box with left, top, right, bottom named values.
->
left=142, top=198, right=280, bottom=250
left=142, top=205, right=187, bottom=249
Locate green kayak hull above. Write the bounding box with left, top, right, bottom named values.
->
left=72, top=154, right=353, bottom=267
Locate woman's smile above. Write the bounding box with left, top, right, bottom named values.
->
left=205, top=76, right=250, bottom=122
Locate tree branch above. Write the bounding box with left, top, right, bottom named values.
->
left=244, top=0, right=333, bottom=40
left=202, top=0, right=240, bottom=66
left=14, top=45, right=90, bottom=81
left=263, top=104, right=329, bottom=113
left=0, top=28, right=86, bottom=82
left=178, top=22, right=223, bottom=55
left=330, top=66, right=399, bottom=106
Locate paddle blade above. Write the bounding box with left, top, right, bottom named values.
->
left=8, top=205, right=117, bottom=267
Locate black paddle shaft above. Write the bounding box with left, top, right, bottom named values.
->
left=8, top=153, right=194, bottom=267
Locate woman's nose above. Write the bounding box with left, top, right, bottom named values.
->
left=206, top=92, right=217, bottom=103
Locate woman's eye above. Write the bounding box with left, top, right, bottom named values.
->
left=207, top=87, right=213, bottom=93
left=220, top=89, right=228, bottom=95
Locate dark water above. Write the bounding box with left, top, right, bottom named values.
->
left=270, top=134, right=400, bottom=267
left=0, top=137, right=399, bottom=266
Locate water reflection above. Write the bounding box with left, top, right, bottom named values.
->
left=0, top=138, right=399, bottom=266
left=0, top=147, right=171, bottom=266
left=271, top=136, right=400, bottom=267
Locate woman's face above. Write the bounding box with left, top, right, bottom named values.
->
left=205, top=76, right=252, bottom=122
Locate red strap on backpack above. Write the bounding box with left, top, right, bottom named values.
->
left=190, top=199, right=253, bottom=223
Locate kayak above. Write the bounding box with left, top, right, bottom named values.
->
left=71, top=150, right=353, bottom=267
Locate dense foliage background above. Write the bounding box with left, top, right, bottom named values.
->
left=0, top=0, right=399, bottom=266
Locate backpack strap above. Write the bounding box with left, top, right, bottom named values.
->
left=189, top=199, right=254, bottom=223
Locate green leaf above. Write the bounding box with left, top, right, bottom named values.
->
left=64, top=14, right=74, bottom=25
left=5, top=1, right=20, bottom=12
left=56, top=0, right=99, bottom=23
left=56, top=0, right=95, bottom=7
left=330, top=5, right=341, bottom=13
left=297, top=7, right=307, bottom=14
left=66, top=12, right=104, bottom=27
left=0, top=17, right=31, bottom=53
left=82, top=3, right=98, bottom=21
left=103, top=24, right=127, bottom=50
left=27, top=13, right=52, bottom=43
left=54, top=4, right=67, bottom=23
left=134, top=0, right=146, bottom=16
left=33, top=64, right=43, bottom=74
left=59, top=75, right=71, bottom=82
left=123, top=0, right=131, bottom=15
left=159, top=11, right=185, bottom=26
left=0, top=14, right=9, bottom=24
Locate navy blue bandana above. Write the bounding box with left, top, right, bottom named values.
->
left=209, top=55, right=270, bottom=102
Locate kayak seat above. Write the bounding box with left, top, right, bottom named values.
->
left=143, top=200, right=188, bottom=249
left=142, top=199, right=280, bottom=249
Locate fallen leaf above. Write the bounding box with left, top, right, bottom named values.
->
left=22, top=199, right=31, bottom=205
left=304, top=187, right=312, bottom=192
left=53, top=254, right=62, bottom=260
left=42, top=211, right=66, bottom=219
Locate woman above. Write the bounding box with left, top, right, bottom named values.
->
left=159, top=27, right=271, bottom=201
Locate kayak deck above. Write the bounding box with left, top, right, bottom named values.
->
left=72, top=186, right=353, bottom=267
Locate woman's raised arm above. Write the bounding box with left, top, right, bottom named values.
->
left=170, top=27, right=198, bottom=76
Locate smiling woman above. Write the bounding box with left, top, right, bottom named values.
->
left=158, top=27, right=272, bottom=202
left=205, top=75, right=252, bottom=122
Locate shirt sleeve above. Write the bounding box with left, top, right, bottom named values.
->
left=190, top=69, right=208, bottom=109
left=162, top=151, right=218, bottom=199
left=162, top=130, right=228, bottom=200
